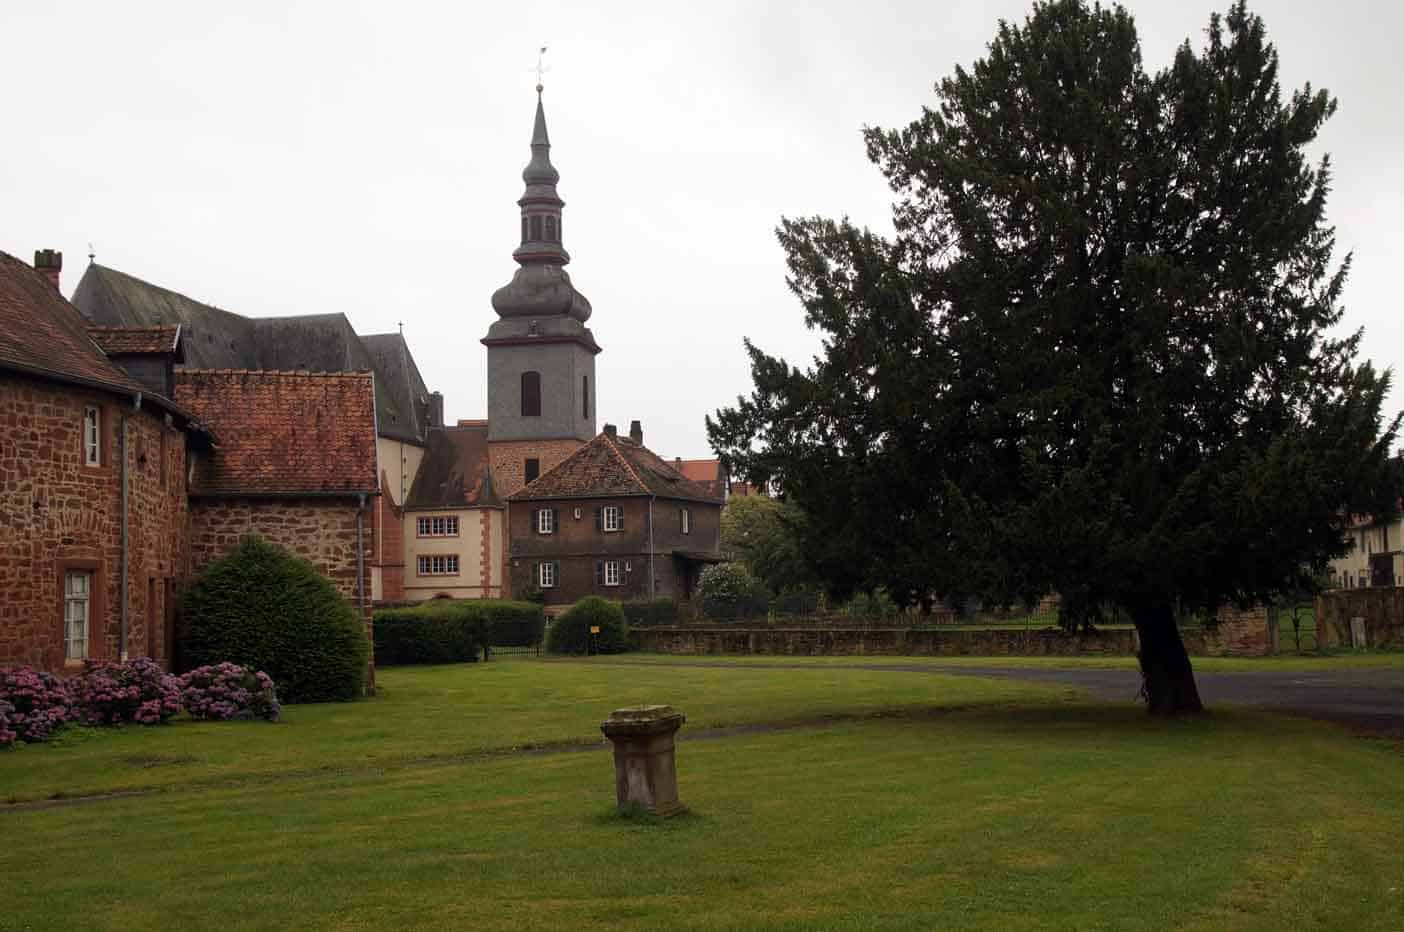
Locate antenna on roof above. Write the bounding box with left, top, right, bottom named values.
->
left=87, top=243, right=96, bottom=265
left=532, top=45, right=549, bottom=93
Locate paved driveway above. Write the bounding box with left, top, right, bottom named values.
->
left=896, top=663, right=1404, bottom=739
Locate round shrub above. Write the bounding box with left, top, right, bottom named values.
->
left=697, top=562, right=770, bottom=621
left=179, top=535, right=368, bottom=703
left=0, top=665, right=75, bottom=743
left=180, top=663, right=281, bottom=722
left=546, top=597, right=630, bottom=654
left=73, top=658, right=182, bottom=726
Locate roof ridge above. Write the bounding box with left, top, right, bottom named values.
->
left=177, top=367, right=374, bottom=379
left=602, top=432, right=651, bottom=493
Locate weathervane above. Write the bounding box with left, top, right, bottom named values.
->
left=532, top=45, right=549, bottom=92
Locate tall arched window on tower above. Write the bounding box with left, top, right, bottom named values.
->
left=529, top=215, right=543, bottom=241
left=546, top=216, right=557, bottom=243
left=521, top=217, right=528, bottom=244
left=521, top=371, right=542, bottom=417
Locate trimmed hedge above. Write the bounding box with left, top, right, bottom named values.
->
left=546, top=597, right=630, bottom=654
left=179, top=535, right=368, bottom=704
left=622, top=598, right=679, bottom=627
left=373, top=600, right=545, bottom=666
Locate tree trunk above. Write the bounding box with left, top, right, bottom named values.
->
left=1131, top=603, right=1204, bottom=716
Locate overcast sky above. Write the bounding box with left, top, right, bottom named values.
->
left=4, top=1, right=1401, bottom=459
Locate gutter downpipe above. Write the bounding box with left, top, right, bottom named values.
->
left=119, top=392, right=141, bottom=661
left=648, top=495, right=656, bottom=600
left=357, top=492, right=374, bottom=695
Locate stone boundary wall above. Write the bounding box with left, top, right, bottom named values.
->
left=633, top=626, right=1138, bottom=657
left=1315, top=589, right=1404, bottom=650
left=633, top=605, right=1276, bottom=658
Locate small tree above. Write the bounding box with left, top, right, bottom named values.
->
left=697, top=563, right=770, bottom=621
left=720, top=495, right=817, bottom=596
left=179, top=535, right=368, bottom=703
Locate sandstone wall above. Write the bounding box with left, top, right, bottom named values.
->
left=188, top=497, right=366, bottom=606
left=0, top=375, right=188, bottom=670
left=1315, top=589, right=1404, bottom=650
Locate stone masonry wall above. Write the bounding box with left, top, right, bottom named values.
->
left=188, top=497, right=366, bottom=606
left=488, top=438, right=583, bottom=499
left=1315, top=589, right=1404, bottom=650
left=1, top=375, right=188, bottom=671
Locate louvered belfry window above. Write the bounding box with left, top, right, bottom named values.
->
left=521, top=371, right=541, bottom=417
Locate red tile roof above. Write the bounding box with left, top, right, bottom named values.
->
left=404, top=423, right=502, bottom=509
left=0, top=251, right=147, bottom=395
left=85, top=324, right=180, bottom=355
left=510, top=432, right=724, bottom=504
left=175, top=369, right=378, bottom=496
left=676, top=458, right=722, bottom=483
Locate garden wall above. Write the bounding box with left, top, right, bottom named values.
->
left=633, top=605, right=1275, bottom=658
left=1315, top=589, right=1404, bottom=650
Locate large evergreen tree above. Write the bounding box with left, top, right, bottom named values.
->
left=708, top=0, right=1400, bottom=714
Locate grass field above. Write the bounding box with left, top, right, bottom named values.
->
left=4, top=657, right=1403, bottom=931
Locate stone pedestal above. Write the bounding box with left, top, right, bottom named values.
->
left=600, top=705, right=686, bottom=817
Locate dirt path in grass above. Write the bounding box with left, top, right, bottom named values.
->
left=590, top=658, right=1404, bottom=739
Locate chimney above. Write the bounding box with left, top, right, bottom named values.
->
left=629, top=420, right=643, bottom=445
left=603, top=423, right=617, bottom=437
left=33, top=250, right=62, bottom=291
left=426, top=391, right=444, bottom=428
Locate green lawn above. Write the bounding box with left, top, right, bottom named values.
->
left=3, top=659, right=1403, bottom=931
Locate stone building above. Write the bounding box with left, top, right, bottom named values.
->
left=0, top=250, right=208, bottom=670
left=71, top=261, right=440, bottom=604
left=508, top=421, right=724, bottom=610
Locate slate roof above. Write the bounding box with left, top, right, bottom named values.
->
left=0, top=252, right=154, bottom=396
left=85, top=324, right=181, bottom=356
left=71, top=264, right=434, bottom=444
left=403, top=423, right=503, bottom=510
left=174, top=369, right=378, bottom=496
left=510, top=431, right=725, bottom=504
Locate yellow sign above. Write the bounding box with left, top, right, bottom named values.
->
left=590, top=626, right=601, bottom=634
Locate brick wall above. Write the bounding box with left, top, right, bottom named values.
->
left=1182, top=604, right=1276, bottom=657
left=1315, top=589, right=1404, bottom=650
left=488, top=438, right=583, bottom=499
left=0, top=375, right=188, bottom=671
left=188, top=497, right=367, bottom=606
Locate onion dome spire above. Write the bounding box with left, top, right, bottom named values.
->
left=491, top=85, right=591, bottom=323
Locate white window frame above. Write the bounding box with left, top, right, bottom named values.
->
left=539, top=562, right=557, bottom=588
left=416, top=554, right=460, bottom=576
left=416, top=515, right=459, bottom=538
left=83, top=406, right=101, bottom=466
left=537, top=508, right=555, bottom=535
left=604, top=560, right=621, bottom=587
left=64, top=570, right=91, bottom=661
left=681, top=507, right=692, bottom=535
left=602, top=505, right=622, bottom=533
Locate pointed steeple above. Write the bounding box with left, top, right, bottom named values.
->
left=490, top=86, right=592, bottom=323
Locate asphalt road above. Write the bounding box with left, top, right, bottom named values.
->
left=909, top=663, right=1404, bottom=739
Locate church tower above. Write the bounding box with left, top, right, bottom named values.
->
left=483, top=84, right=600, bottom=495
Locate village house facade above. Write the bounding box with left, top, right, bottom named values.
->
left=1328, top=515, right=1404, bottom=590
left=508, top=422, right=724, bottom=609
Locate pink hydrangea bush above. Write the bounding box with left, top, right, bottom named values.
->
left=73, top=658, right=182, bottom=726
left=0, top=665, right=75, bottom=743
left=0, top=699, right=17, bottom=748
left=179, top=663, right=280, bottom=722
